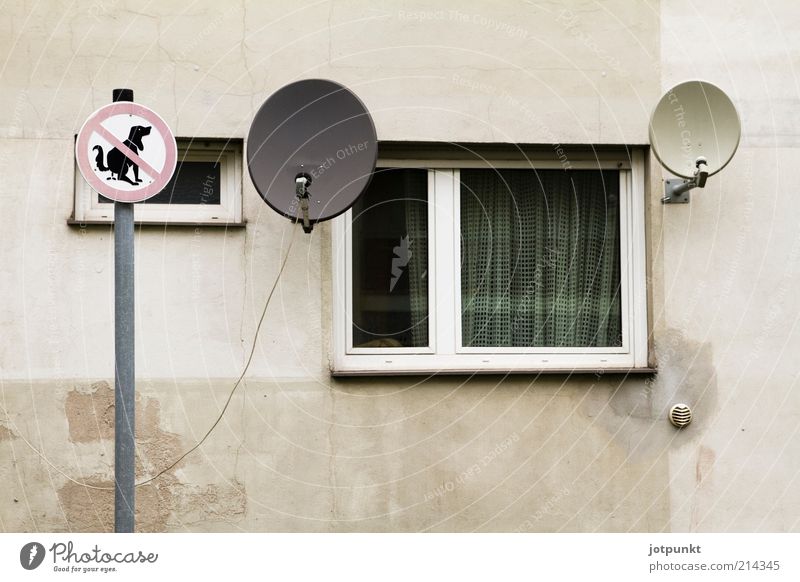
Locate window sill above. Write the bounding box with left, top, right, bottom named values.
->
left=330, top=367, right=657, bottom=377
left=67, top=218, right=247, bottom=228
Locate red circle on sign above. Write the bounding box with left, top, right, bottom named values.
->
left=75, top=102, right=177, bottom=203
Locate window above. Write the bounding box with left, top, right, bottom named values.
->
left=332, top=149, right=648, bottom=374
left=351, top=168, right=430, bottom=349
left=73, top=138, right=242, bottom=225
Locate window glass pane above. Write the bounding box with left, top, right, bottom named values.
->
left=352, top=168, right=429, bottom=348
left=99, top=161, right=221, bottom=205
left=460, top=169, right=622, bottom=348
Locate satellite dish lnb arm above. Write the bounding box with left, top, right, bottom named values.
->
left=663, top=157, right=709, bottom=204
left=295, top=174, right=313, bottom=233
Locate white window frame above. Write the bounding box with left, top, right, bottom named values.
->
left=331, top=150, right=648, bottom=375
left=73, top=139, right=242, bottom=225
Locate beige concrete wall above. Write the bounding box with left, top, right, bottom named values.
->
left=0, top=0, right=797, bottom=531
left=658, top=0, right=800, bottom=532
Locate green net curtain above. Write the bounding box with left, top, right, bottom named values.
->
left=404, top=171, right=429, bottom=347
left=460, top=169, right=622, bottom=347
left=351, top=168, right=429, bottom=348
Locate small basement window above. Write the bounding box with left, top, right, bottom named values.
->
left=72, top=138, right=242, bottom=225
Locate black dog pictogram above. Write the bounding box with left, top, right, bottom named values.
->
left=93, top=125, right=152, bottom=185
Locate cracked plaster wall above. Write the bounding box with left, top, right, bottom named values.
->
left=1, top=0, right=799, bottom=532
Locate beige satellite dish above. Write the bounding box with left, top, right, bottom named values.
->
left=649, top=80, right=741, bottom=203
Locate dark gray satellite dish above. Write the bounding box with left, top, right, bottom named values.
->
left=247, top=79, right=378, bottom=232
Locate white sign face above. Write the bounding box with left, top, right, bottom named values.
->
left=75, top=102, right=177, bottom=203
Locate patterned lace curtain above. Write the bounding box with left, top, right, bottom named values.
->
left=405, top=171, right=429, bottom=347
left=460, top=169, right=622, bottom=347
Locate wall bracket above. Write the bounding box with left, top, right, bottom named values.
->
left=662, top=157, right=708, bottom=204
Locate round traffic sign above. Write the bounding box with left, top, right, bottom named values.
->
left=75, top=102, right=177, bottom=203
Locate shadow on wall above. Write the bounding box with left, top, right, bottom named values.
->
left=584, top=328, right=718, bottom=462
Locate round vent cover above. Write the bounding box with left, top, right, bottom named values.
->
left=669, top=404, right=693, bottom=428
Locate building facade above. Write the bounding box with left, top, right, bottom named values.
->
left=1, top=0, right=799, bottom=531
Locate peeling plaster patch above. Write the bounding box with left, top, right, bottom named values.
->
left=134, top=397, right=182, bottom=478
left=0, top=424, right=17, bottom=441
left=57, top=475, right=176, bottom=533
left=58, top=475, right=247, bottom=532
left=64, top=381, right=114, bottom=442
left=64, top=381, right=182, bottom=467
left=170, top=481, right=247, bottom=527
left=59, top=383, right=247, bottom=531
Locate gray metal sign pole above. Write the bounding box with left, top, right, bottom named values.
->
left=113, top=87, right=136, bottom=533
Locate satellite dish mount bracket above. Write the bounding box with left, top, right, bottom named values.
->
left=295, top=173, right=313, bottom=233
left=663, top=156, right=709, bottom=204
